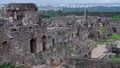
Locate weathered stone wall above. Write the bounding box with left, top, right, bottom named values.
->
left=22, top=12, right=41, bottom=26
left=67, top=57, right=120, bottom=68
left=2, top=3, right=38, bottom=22
left=0, top=18, right=48, bottom=67
left=1, top=3, right=120, bottom=68
left=106, top=21, right=120, bottom=34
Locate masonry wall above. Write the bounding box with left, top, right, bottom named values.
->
left=67, top=58, right=120, bottom=68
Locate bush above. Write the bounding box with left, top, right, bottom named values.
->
left=99, top=29, right=106, bottom=35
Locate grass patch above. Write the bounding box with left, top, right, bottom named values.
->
left=108, top=58, right=120, bottom=61
left=69, top=50, right=74, bottom=54
left=108, top=34, right=120, bottom=40
left=0, top=64, right=14, bottom=68
left=59, top=45, right=70, bottom=49
left=96, top=41, right=105, bottom=45
left=112, top=15, right=120, bottom=20
left=99, top=29, right=106, bottom=35
left=35, top=51, right=43, bottom=57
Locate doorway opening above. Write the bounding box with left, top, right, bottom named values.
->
left=42, top=36, right=47, bottom=50
left=30, top=38, right=37, bottom=53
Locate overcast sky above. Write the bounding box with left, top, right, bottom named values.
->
left=0, top=0, right=120, bottom=5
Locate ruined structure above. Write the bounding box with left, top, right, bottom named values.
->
left=84, top=9, right=88, bottom=19
left=67, top=57, right=120, bottom=68
left=0, top=3, right=120, bottom=68
left=2, top=3, right=38, bottom=22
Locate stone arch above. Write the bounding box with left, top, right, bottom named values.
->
left=42, top=36, right=47, bottom=50
left=112, top=27, right=117, bottom=33
left=30, top=38, right=36, bottom=53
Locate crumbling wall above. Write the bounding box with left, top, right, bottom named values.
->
left=22, top=12, right=41, bottom=26
left=106, top=21, right=120, bottom=34
left=67, top=58, right=120, bottom=68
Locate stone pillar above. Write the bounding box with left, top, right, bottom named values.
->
left=84, top=9, right=88, bottom=19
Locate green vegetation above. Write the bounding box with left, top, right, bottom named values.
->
left=96, top=41, right=105, bottom=45
left=59, top=45, right=70, bottom=49
left=35, top=51, right=42, bottom=57
left=67, top=14, right=76, bottom=16
left=41, top=9, right=64, bottom=18
left=41, top=14, right=53, bottom=18
left=99, top=29, right=106, bottom=35
left=108, top=58, right=120, bottom=61
left=0, top=64, right=14, bottom=68
left=112, top=15, right=120, bottom=20
left=108, top=34, right=120, bottom=40
left=69, top=49, right=74, bottom=54
left=62, top=7, right=120, bottom=12
left=0, top=64, right=29, bottom=68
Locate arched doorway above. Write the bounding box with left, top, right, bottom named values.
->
left=52, top=39, right=55, bottom=46
left=42, top=36, right=47, bottom=50
left=30, top=38, right=36, bottom=53
left=77, top=26, right=80, bottom=36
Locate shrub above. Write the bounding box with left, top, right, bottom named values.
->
left=99, top=29, right=106, bottom=35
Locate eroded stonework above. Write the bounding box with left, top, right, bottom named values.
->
left=0, top=3, right=120, bottom=68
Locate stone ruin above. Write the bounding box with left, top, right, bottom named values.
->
left=105, top=41, right=120, bottom=58
left=0, top=3, right=120, bottom=68
left=1, top=3, right=38, bottom=22
left=67, top=57, right=120, bottom=68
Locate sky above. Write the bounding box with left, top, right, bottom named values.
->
left=0, top=0, right=120, bottom=5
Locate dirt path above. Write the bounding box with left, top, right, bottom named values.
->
left=91, top=44, right=107, bottom=58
